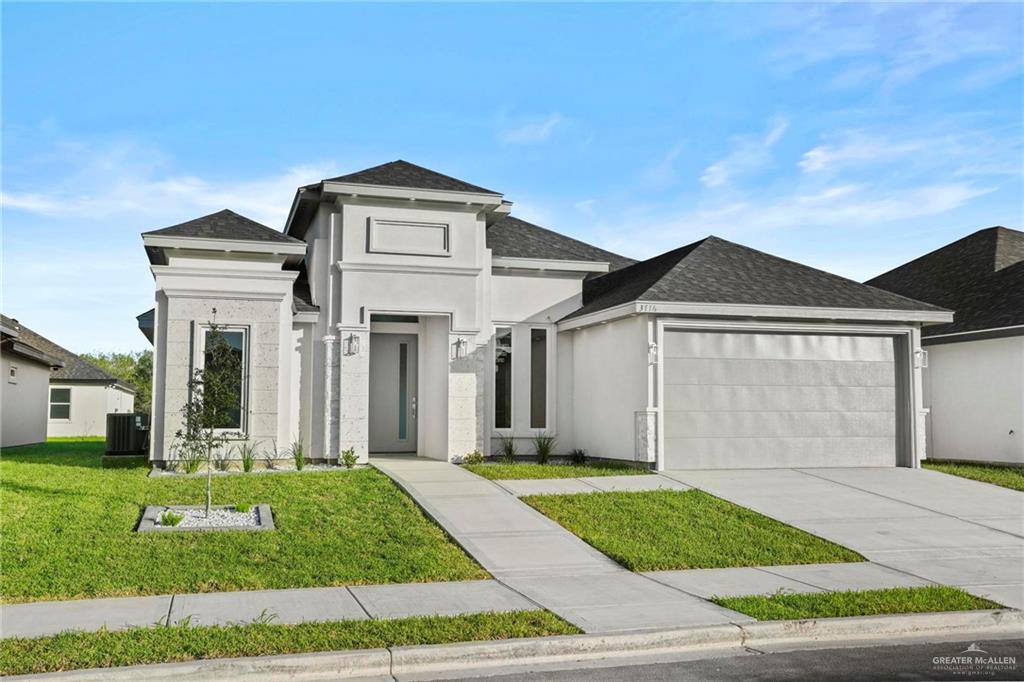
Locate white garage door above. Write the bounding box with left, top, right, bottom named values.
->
left=662, top=330, right=898, bottom=469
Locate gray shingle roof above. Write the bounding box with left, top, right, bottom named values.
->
left=144, top=209, right=303, bottom=244
left=324, top=160, right=499, bottom=195
left=565, top=236, right=947, bottom=320
left=866, top=226, right=1023, bottom=338
left=0, top=316, right=134, bottom=389
left=486, top=215, right=635, bottom=271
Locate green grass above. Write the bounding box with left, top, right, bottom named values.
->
left=1, top=440, right=486, bottom=603
left=923, top=461, right=1024, bottom=492
left=0, top=611, right=579, bottom=676
left=465, top=461, right=649, bottom=480
left=522, top=489, right=864, bottom=571
left=714, top=586, right=1002, bottom=620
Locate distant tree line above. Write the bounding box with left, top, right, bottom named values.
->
left=81, top=350, right=152, bottom=414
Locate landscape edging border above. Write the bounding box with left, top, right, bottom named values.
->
left=8, top=609, right=1021, bottom=681
left=136, top=504, right=275, bottom=532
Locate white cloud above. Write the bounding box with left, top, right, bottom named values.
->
left=700, top=117, right=788, bottom=188
left=499, top=113, right=566, bottom=145
left=800, top=134, right=924, bottom=173
left=642, top=144, right=685, bottom=189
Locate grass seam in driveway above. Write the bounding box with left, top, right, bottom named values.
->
left=464, top=461, right=649, bottom=480
left=0, top=610, right=579, bottom=676
left=713, top=586, right=1002, bottom=620
left=522, top=489, right=864, bottom=571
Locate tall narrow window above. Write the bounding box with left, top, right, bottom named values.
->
left=202, top=328, right=246, bottom=430
left=398, top=342, right=408, bottom=440
left=494, top=327, right=512, bottom=429
left=530, top=329, right=547, bottom=428
left=49, top=388, right=71, bottom=420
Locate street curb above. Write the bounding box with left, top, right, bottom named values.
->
left=9, top=609, right=1022, bottom=681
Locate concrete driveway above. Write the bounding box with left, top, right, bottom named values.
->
left=659, top=467, right=1024, bottom=609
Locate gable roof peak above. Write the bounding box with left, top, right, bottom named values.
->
left=323, top=160, right=500, bottom=195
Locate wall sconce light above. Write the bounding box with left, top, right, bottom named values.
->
left=648, top=342, right=659, bottom=365
left=451, top=337, right=468, bottom=360
left=343, top=333, right=360, bottom=356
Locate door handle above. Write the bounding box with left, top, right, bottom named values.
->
left=411, top=397, right=417, bottom=420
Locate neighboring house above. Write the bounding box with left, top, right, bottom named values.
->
left=1, top=316, right=65, bottom=448
left=7, top=320, right=137, bottom=437
left=867, top=226, right=1023, bottom=465
left=138, top=160, right=951, bottom=470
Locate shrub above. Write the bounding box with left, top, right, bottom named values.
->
left=159, top=510, right=184, bottom=527
left=341, top=447, right=358, bottom=469
left=291, top=439, right=306, bottom=471
left=570, top=448, right=587, bottom=465
left=462, top=450, right=485, bottom=465
left=236, top=440, right=259, bottom=473
left=171, top=438, right=204, bottom=474
left=263, top=441, right=280, bottom=470
left=212, top=448, right=232, bottom=472
left=533, top=433, right=557, bottom=464
left=497, top=435, right=518, bottom=464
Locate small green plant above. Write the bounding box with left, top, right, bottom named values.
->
left=291, top=439, right=306, bottom=471
left=533, top=433, right=557, bottom=464
left=462, top=450, right=485, bottom=465
left=236, top=440, right=259, bottom=473
left=234, top=503, right=251, bottom=514
left=263, top=441, right=280, bottom=470
left=341, top=447, right=358, bottom=469
left=570, top=448, right=587, bottom=465
left=250, top=608, right=278, bottom=625
left=212, top=448, right=232, bottom=472
left=159, top=510, right=184, bottom=527
left=497, top=435, right=518, bottom=464
left=172, top=437, right=204, bottom=474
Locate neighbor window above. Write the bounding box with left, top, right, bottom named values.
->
left=49, top=388, right=71, bottom=420
left=494, top=326, right=512, bottom=429
left=198, top=327, right=247, bottom=431
left=530, top=329, right=547, bottom=429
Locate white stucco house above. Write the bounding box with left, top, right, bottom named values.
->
left=868, top=226, right=1023, bottom=465
left=139, top=160, right=953, bottom=470
left=1, top=316, right=137, bottom=439
left=1, top=315, right=64, bottom=448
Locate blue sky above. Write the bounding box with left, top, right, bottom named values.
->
left=3, top=2, right=1021, bottom=352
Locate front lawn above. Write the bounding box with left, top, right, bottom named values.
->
left=1, top=440, right=486, bottom=603
left=0, top=610, right=578, bottom=676
left=465, top=461, right=648, bottom=480
left=522, top=489, right=863, bottom=571
left=713, top=586, right=1001, bottom=620
left=923, top=461, right=1024, bottom=492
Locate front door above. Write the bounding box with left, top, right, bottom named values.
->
left=369, top=333, right=418, bottom=453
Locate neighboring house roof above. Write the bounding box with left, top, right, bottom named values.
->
left=565, top=236, right=947, bottom=320
left=1, top=316, right=136, bottom=391
left=144, top=209, right=303, bottom=244
left=323, top=160, right=499, bottom=195
left=866, top=226, right=1024, bottom=340
left=0, top=315, right=64, bottom=369
left=487, top=216, right=636, bottom=272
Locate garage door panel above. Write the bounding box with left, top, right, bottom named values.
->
left=663, top=437, right=896, bottom=469
left=663, top=411, right=896, bottom=439
left=664, top=358, right=896, bottom=388
left=664, top=331, right=898, bottom=363
left=662, top=330, right=899, bottom=469
left=663, top=385, right=896, bottom=412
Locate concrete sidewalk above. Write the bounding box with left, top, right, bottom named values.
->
left=372, top=457, right=750, bottom=634
left=0, top=580, right=535, bottom=639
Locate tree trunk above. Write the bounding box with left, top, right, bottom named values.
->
left=205, top=435, right=213, bottom=517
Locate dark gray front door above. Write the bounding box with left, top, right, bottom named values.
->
left=369, top=333, right=418, bottom=453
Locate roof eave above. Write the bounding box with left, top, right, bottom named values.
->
left=142, top=234, right=307, bottom=257
left=321, top=181, right=504, bottom=207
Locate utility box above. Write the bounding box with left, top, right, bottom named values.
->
left=106, top=413, right=150, bottom=455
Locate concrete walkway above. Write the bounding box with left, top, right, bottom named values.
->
left=372, top=457, right=750, bottom=634
left=494, top=474, right=690, bottom=497
left=661, top=467, right=1024, bottom=609
left=0, top=580, right=535, bottom=639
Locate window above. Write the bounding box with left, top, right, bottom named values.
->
left=494, top=327, right=512, bottom=429
left=530, top=329, right=547, bottom=428
left=398, top=342, right=409, bottom=440
left=198, top=327, right=247, bottom=431
left=7, top=364, right=17, bottom=384
left=49, top=388, right=71, bottom=420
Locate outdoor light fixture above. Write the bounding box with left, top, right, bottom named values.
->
left=343, top=333, right=360, bottom=356
left=452, top=337, right=468, bottom=360
left=648, top=342, right=659, bottom=365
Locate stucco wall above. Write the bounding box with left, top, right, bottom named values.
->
left=48, top=383, right=135, bottom=437
left=924, top=335, right=1024, bottom=464
left=1, top=355, right=50, bottom=447
left=570, top=316, right=649, bottom=460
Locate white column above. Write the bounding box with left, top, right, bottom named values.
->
left=322, top=335, right=336, bottom=461
left=337, top=327, right=370, bottom=463
left=448, top=333, right=485, bottom=460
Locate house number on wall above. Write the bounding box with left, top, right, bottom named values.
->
left=637, top=304, right=658, bottom=312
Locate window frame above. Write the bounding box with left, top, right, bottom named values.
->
left=492, top=325, right=514, bottom=434
left=491, top=323, right=557, bottom=437
left=193, top=323, right=250, bottom=435
left=529, top=326, right=550, bottom=430
left=49, top=387, right=72, bottom=422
